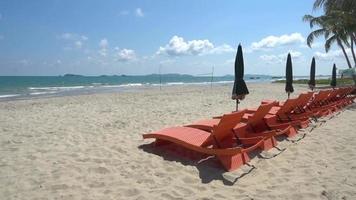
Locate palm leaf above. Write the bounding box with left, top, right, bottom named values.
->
left=307, top=28, right=327, bottom=47
left=325, top=35, right=337, bottom=52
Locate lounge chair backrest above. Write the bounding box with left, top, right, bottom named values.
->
left=313, top=90, right=330, bottom=103
left=294, top=92, right=314, bottom=109
left=275, top=98, right=297, bottom=116
left=212, top=110, right=246, bottom=142
left=247, top=102, right=275, bottom=128
left=340, top=87, right=351, bottom=98
left=327, top=89, right=340, bottom=101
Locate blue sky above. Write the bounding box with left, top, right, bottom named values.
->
left=0, top=0, right=350, bottom=76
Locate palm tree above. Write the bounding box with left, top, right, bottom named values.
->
left=303, top=14, right=353, bottom=68
left=313, top=0, right=356, bottom=15
left=307, top=0, right=356, bottom=67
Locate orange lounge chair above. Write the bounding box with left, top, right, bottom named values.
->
left=322, top=89, right=346, bottom=111
left=261, top=92, right=316, bottom=120
left=188, top=102, right=295, bottom=151
left=331, top=87, right=355, bottom=107
left=213, top=96, right=309, bottom=129
left=306, top=90, right=337, bottom=116
left=143, top=110, right=264, bottom=171
left=233, top=102, right=296, bottom=150
left=256, top=97, right=311, bottom=129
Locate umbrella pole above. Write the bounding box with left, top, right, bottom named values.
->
left=236, top=99, right=239, bottom=111
left=288, top=92, right=290, bottom=99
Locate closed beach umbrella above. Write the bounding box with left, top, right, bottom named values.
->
left=285, top=53, right=294, bottom=99
left=330, top=63, right=337, bottom=88
left=232, top=44, right=249, bottom=111
left=308, top=57, right=316, bottom=91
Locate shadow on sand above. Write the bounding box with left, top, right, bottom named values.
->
left=138, top=142, right=261, bottom=186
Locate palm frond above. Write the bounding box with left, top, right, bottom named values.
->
left=307, top=28, right=327, bottom=47
left=325, top=35, right=337, bottom=52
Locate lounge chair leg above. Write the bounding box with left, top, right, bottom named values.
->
left=261, top=137, right=277, bottom=151
left=217, top=152, right=250, bottom=172
left=286, top=127, right=297, bottom=138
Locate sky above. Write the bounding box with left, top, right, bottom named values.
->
left=0, top=0, right=351, bottom=76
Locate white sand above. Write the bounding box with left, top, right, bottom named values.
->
left=0, top=83, right=355, bottom=200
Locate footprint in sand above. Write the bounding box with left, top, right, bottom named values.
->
left=50, top=184, right=69, bottom=191
left=174, top=186, right=193, bottom=196
left=160, top=192, right=182, bottom=200
left=181, top=175, right=198, bottom=184
left=122, top=188, right=140, bottom=197
left=279, top=167, right=292, bottom=173
left=88, top=166, right=110, bottom=174
left=26, top=155, right=37, bottom=160
left=88, top=181, right=105, bottom=188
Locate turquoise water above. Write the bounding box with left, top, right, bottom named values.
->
left=0, top=74, right=272, bottom=100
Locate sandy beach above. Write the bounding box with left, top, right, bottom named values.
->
left=1, top=83, right=355, bottom=200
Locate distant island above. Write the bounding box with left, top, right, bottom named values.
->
left=63, top=74, right=84, bottom=77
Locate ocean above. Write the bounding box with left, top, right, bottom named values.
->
left=0, top=74, right=276, bottom=101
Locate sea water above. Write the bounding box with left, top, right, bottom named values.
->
left=0, top=74, right=273, bottom=101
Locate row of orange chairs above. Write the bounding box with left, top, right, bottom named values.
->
left=143, top=86, right=356, bottom=171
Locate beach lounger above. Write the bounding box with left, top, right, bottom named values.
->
left=188, top=102, right=295, bottom=150
left=281, top=92, right=316, bottom=120
left=257, top=97, right=311, bottom=129
left=234, top=102, right=298, bottom=150
left=306, top=90, right=337, bottom=116
left=143, top=110, right=264, bottom=171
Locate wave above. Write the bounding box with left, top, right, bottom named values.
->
left=101, top=83, right=144, bottom=88
left=29, top=86, right=86, bottom=91
left=165, top=82, right=185, bottom=86
left=0, top=94, right=21, bottom=98
left=30, top=91, right=58, bottom=96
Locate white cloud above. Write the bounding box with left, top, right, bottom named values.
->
left=116, top=49, right=136, bottom=62
left=59, top=33, right=88, bottom=41
left=157, top=35, right=233, bottom=56
left=60, top=33, right=74, bottom=40
left=98, top=49, right=107, bottom=57
left=289, top=50, right=302, bottom=58
left=135, top=8, right=144, bottom=17
left=75, top=41, right=83, bottom=49
left=314, top=49, right=351, bottom=61
left=99, top=38, right=109, bottom=49
left=81, top=35, right=88, bottom=41
left=17, top=59, right=30, bottom=66
left=225, top=59, right=235, bottom=64
left=260, top=55, right=283, bottom=64
left=251, top=33, right=305, bottom=51
left=208, top=44, right=235, bottom=54
left=301, top=41, right=323, bottom=49
left=59, top=33, right=88, bottom=49
left=260, top=50, right=302, bottom=64
left=98, top=38, right=109, bottom=56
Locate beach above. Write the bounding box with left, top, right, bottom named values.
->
left=1, top=82, right=355, bottom=200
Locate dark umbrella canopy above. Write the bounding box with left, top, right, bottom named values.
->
left=232, top=44, right=249, bottom=110
left=308, top=57, right=316, bottom=90
left=330, top=63, right=337, bottom=88
left=285, top=53, right=294, bottom=98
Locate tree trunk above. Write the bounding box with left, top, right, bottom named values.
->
left=337, top=38, right=352, bottom=68
left=350, top=34, right=356, bottom=67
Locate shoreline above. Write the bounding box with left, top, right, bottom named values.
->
left=0, top=81, right=259, bottom=102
